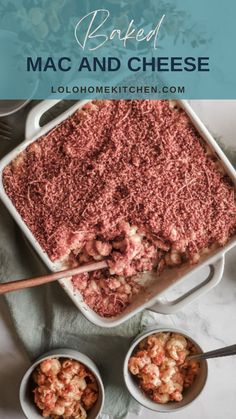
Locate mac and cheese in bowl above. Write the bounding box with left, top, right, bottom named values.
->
left=124, top=328, right=208, bottom=412
left=32, top=358, right=98, bottom=418
left=19, top=349, right=104, bottom=419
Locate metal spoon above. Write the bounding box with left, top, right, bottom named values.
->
left=187, top=344, right=236, bottom=361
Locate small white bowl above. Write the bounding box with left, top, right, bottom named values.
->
left=0, top=100, right=31, bottom=117
left=123, top=327, right=208, bottom=413
left=19, top=348, right=105, bottom=419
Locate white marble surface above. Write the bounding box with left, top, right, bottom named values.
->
left=0, top=100, right=236, bottom=419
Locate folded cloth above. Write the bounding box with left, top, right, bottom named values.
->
left=0, top=201, right=147, bottom=418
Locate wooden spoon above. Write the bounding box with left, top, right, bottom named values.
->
left=0, top=260, right=107, bottom=295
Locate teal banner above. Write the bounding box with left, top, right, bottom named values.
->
left=0, top=0, right=235, bottom=99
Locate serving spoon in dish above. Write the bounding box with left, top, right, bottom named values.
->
left=187, top=344, right=236, bottom=361
left=0, top=260, right=108, bottom=295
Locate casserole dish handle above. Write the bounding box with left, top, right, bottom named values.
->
left=149, top=256, right=224, bottom=315
left=25, top=100, right=61, bottom=139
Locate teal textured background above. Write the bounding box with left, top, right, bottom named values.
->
left=0, top=0, right=235, bottom=99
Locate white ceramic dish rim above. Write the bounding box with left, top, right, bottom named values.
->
left=0, top=99, right=235, bottom=328
left=19, top=348, right=105, bottom=419
left=123, top=326, right=208, bottom=413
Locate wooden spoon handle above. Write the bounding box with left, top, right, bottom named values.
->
left=0, top=260, right=107, bottom=295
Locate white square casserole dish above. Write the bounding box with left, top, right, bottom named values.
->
left=0, top=99, right=235, bottom=328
